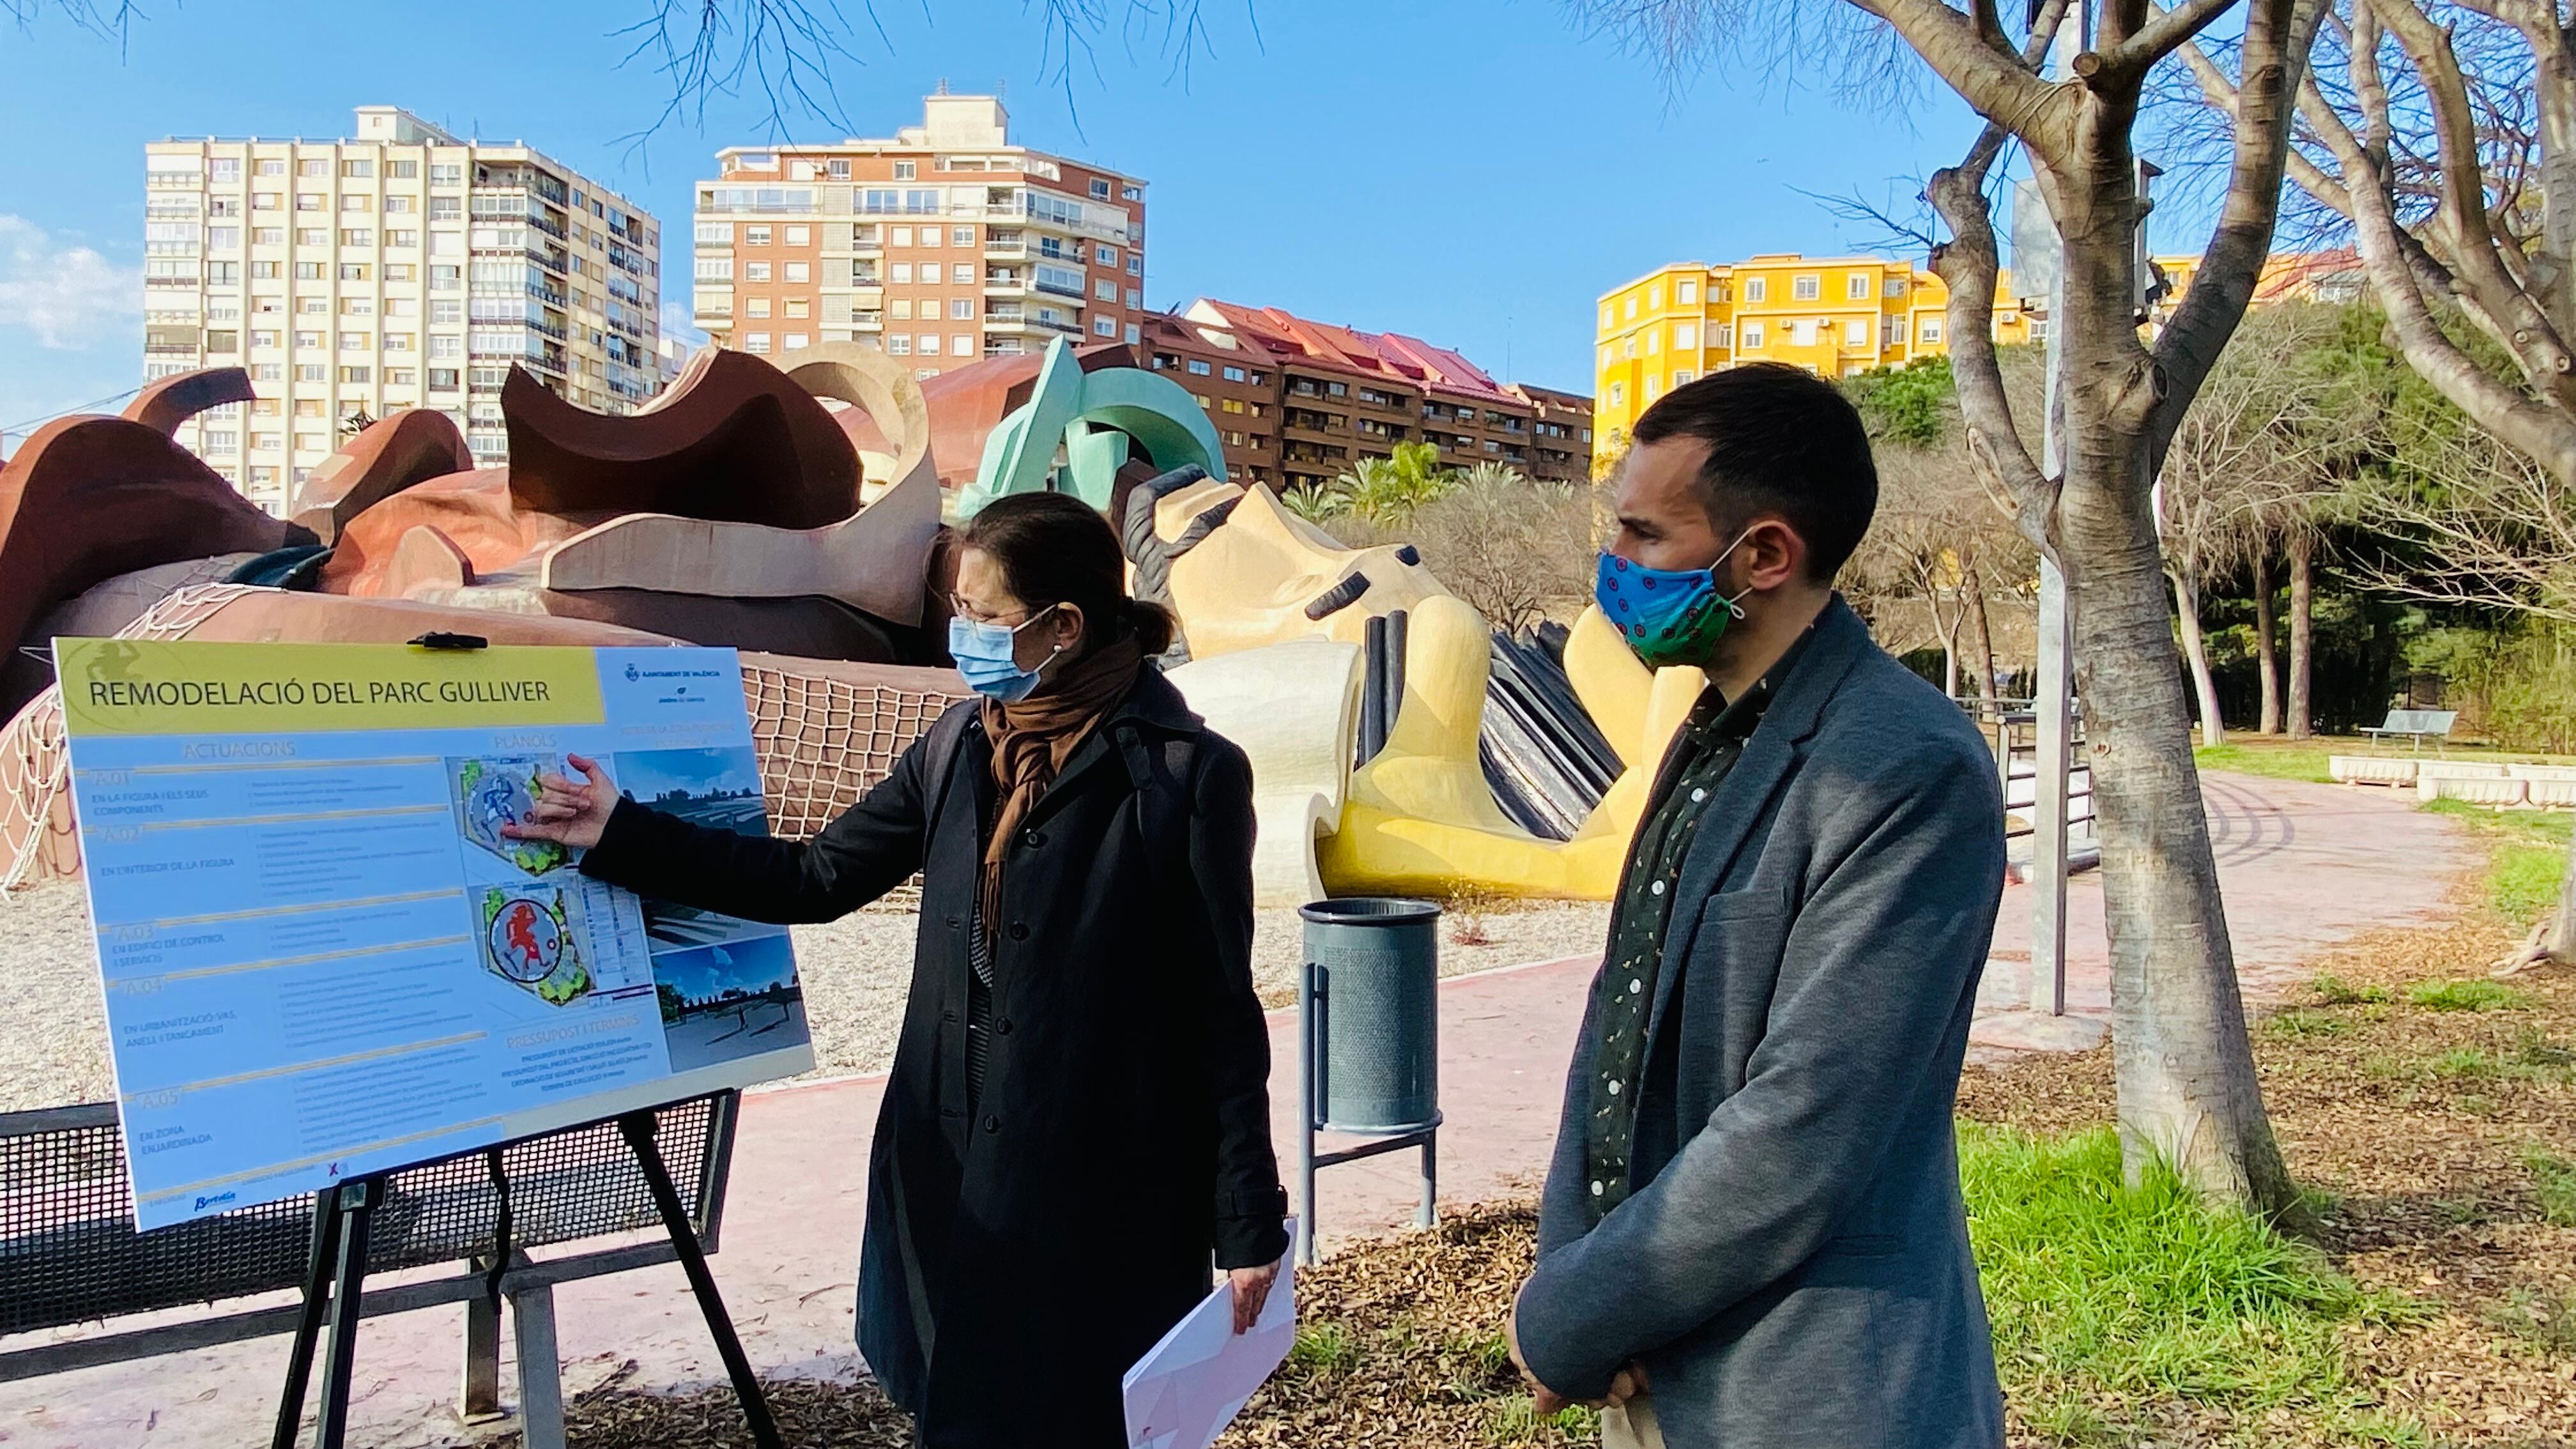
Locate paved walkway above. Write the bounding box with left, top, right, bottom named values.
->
left=0, top=774, right=2462, bottom=1449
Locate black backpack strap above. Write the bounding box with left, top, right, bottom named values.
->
left=1114, top=725, right=1199, bottom=901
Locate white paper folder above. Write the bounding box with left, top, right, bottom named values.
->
left=1121, top=1220, right=1297, bottom=1449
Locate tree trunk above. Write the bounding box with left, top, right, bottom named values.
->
left=2287, top=531, right=2315, bottom=740
left=2253, top=549, right=2280, bottom=735
left=2063, top=464, right=2296, bottom=1220
left=2172, top=562, right=2227, bottom=748
left=2552, top=847, right=2576, bottom=963
left=1964, top=575, right=1998, bottom=704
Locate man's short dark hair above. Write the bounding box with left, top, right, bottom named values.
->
left=1629, top=362, right=1878, bottom=581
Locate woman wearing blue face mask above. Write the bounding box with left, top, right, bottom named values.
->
left=509, top=491, right=1288, bottom=1449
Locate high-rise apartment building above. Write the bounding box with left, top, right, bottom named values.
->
left=690, top=95, right=1147, bottom=369
left=144, top=105, right=663, bottom=514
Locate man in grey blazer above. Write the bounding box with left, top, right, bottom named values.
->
left=1508, top=363, right=2008, bottom=1448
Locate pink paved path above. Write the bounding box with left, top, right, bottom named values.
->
left=0, top=774, right=2459, bottom=1449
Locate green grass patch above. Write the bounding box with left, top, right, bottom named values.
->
left=1287, top=1321, right=1361, bottom=1377
left=2310, top=973, right=2393, bottom=1006
left=1961, top=1124, right=2414, bottom=1441
left=1480, top=1397, right=1595, bottom=1442
left=2486, top=1288, right=2576, bottom=1354
left=2419, top=803, right=2570, bottom=927
left=2193, top=742, right=2341, bottom=783
left=2524, top=1150, right=2576, bottom=1227
left=2407, top=978, right=2534, bottom=1012
left=2266, top=1008, right=2352, bottom=1039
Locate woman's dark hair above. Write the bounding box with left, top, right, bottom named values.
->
left=959, top=491, right=1175, bottom=656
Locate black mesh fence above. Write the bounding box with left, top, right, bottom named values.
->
left=1, top=1094, right=725, bottom=1339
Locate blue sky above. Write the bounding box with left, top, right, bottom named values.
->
left=0, top=0, right=2178, bottom=445
left=615, top=745, right=763, bottom=799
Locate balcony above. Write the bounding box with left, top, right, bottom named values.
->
left=1031, top=313, right=1083, bottom=335
left=984, top=240, right=1027, bottom=259
left=1032, top=275, right=1084, bottom=300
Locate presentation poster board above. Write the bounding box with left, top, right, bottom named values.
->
left=55, top=639, right=813, bottom=1230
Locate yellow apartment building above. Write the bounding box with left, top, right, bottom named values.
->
left=1592, top=253, right=2045, bottom=471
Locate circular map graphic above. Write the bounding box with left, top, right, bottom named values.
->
left=487, top=897, right=564, bottom=983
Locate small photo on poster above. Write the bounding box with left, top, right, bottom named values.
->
left=652, top=934, right=808, bottom=1073
left=612, top=746, right=778, bottom=949
left=448, top=755, right=576, bottom=877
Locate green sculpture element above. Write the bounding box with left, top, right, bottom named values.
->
left=957, top=337, right=1229, bottom=518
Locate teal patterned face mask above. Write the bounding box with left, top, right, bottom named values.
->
left=1593, top=530, right=1754, bottom=668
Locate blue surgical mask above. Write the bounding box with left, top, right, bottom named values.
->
left=947, top=603, right=1062, bottom=702
left=1593, top=530, right=1754, bottom=668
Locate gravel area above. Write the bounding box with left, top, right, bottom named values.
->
left=0, top=885, right=1609, bottom=1109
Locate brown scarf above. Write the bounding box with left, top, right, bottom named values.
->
left=979, top=634, right=1146, bottom=932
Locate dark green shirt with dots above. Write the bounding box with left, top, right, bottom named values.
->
left=1581, top=634, right=1808, bottom=1225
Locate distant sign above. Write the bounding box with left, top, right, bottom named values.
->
left=56, top=639, right=811, bottom=1230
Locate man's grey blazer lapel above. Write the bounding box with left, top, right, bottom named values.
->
left=1642, top=599, right=1874, bottom=1052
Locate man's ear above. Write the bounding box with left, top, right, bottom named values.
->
left=1740, top=518, right=1807, bottom=592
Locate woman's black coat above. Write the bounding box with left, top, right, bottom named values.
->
left=579, top=666, right=1290, bottom=1447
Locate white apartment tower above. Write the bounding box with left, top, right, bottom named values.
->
left=692, top=94, right=1147, bottom=371
left=144, top=106, right=663, bottom=516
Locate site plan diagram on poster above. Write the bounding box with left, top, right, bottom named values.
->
left=56, top=639, right=811, bottom=1230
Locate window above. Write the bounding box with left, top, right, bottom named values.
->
left=1845, top=319, right=1869, bottom=346
left=829, top=159, right=851, bottom=179
left=1847, top=273, right=1871, bottom=299
left=1123, top=185, right=1144, bottom=201
left=298, top=158, right=328, bottom=177
left=1094, top=316, right=1117, bottom=337
left=887, top=335, right=911, bottom=356
left=388, top=230, right=417, bottom=248
left=951, top=334, right=973, bottom=355
left=295, top=261, right=325, bottom=280
left=295, top=193, right=323, bottom=212
left=785, top=333, right=809, bottom=349
left=1609, top=383, right=1626, bottom=406
left=1673, top=370, right=1696, bottom=387
left=1887, top=276, right=1907, bottom=298
left=208, top=226, right=241, bottom=250
left=258, top=159, right=286, bottom=177
left=789, top=160, right=817, bottom=181
left=383, top=195, right=413, bottom=214
left=1222, top=365, right=1245, bottom=383
left=951, top=298, right=974, bottom=319
left=785, top=261, right=810, bottom=282
left=746, top=297, right=772, bottom=318
left=385, top=333, right=415, bottom=353
left=1745, top=277, right=1768, bottom=302
left=1096, top=279, right=1118, bottom=301
left=893, top=161, right=916, bottom=180
left=1599, top=305, right=1613, bottom=328
left=917, top=334, right=941, bottom=356
left=339, top=365, right=371, bottom=383
left=339, top=229, right=374, bottom=247
left=256, top=364, right=282, bottom=380
left=1128, top=256, right=1142, bottom=277
left=1790, top=319, right=1817, bottom=346
left=1645, top=330, right=1659, bottom=355
left=953, top=263, right=974, bottom=285
left=430, top=264, right=461, bottom=290
left=1884, top=317, right=1908, bottom=345
left=1674, top=323, right=1696, bottom=350
left=1649, top=285, right=1662, bottom=308
left=891, top=263, right=914, bottom=284
left=744, top=261, right=772, bottom=281
left=1920, top=318, right=1943, bottom=343
left=1711, top=323, right=1733, bottom=348
left=296, top=227, right=328, bottom=245
left=341, top=194, right=372, bottom=213
left=953, top=226, right=974, bottom=246
left=1089, top=178, right=1112, bottom=200
left=1125, top=323, right=1142, bottom=344
left=919, top=226, right=942, bottom=248
left=891, top=300, right=913, bottom=319
left=1220, top=397, right=1245, bottom=413
left=388, top=159, right=418, bottom=179
left=694, top=256, right=733, bottom=281
left=1623, top=296, right=1638, bottom=319
left=1678, top=280, right=1699, bottom=305
left=255, top=227, right=284, bottom=245
left=430, top=163, right=463, bottom=184
left=339, top=263, right=369, bottom=281
left=337, top=330, right=367, bottom=351
left=694, top=221, right=732, bottom=244
left=341, top=297, right=373, bottom=316
left=1742, top=322, right=1765, bottom=348
left=743, top=225, right=772, bottom=247
left=430, top=335, right=462, bottom=358
left=1793, top=274, right=1820, bottom=300
left=252, top=192, right=282, bottom=211
left=740, top=331, right=772, bottom=353
left=785, top=225, right=810, bottom=246
left=1186, top=359, right=1211, bottom=376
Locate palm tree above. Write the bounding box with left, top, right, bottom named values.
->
left=1458, top=460, right=1530, bottom=493
left=1281, top=482, right=1347, bottom=523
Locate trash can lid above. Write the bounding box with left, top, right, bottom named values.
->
left=1299, top=896, right=1441, bottom=926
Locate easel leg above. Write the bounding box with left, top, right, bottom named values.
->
left=271, top=1187, right=343, bottom=1449
left=458, top=1260, right=503, bottom=1424
left=1417, top=1131, right=1438, bottom=1229
left=618, top=1111, right=781, bottom=1449
left=314, top=1177, right=379, bottom=1449
left=510, top=1282, right=567, bottom=1449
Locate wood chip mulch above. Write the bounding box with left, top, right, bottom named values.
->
left=530, top=887, right=2576, bottom=1447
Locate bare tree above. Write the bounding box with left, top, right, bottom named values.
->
left=1579, top=0, right=2326, bottom=1216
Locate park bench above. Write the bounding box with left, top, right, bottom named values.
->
left=2359, top=708, right=2458, bottom=750
left=0, top=1090, right=740, bottom=1449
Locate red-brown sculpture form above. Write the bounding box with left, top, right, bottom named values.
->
left=290, top=408, right=477, bottom=544
left=121, top=367, right=258, bottom=438
left=0, top=414, right=312, bottom=715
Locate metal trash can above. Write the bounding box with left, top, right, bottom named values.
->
left=1294, top=896, right=1441, bottom=1262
